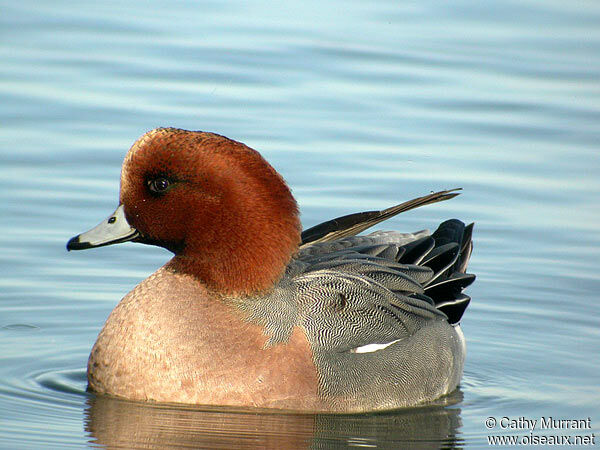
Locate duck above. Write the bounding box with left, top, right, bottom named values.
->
left=67, top=128, right=475, bottom=413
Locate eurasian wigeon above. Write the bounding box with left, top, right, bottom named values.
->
left=67, top=128, right=475, bottom=412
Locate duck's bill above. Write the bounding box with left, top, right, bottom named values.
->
left=67, top=204, right=139, bottom=251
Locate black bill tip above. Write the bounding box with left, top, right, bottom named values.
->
left=66, top=235, right=94, bottom=251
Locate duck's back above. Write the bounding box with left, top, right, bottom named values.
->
left=236, top=219, right=475, bottom=412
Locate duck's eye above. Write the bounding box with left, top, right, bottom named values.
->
left=147, top=177, right=172, bottom=194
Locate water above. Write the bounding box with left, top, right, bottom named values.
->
left=1, top=0, right=599, bottom=447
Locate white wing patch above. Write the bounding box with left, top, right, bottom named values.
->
left=350, top=338, right=402, bottom=354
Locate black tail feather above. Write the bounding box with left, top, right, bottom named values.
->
left=421, top=242, right=460, bottom=284
left=425, top=272, right=476, bottom=299
left=397, top=236, right=435, bottom=265
left=421, top=219, right=475, bottom=324
left=436, top=294, right=471, bottom=325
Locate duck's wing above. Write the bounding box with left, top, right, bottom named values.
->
left=288, top=220, right=474, bottom=410
left=239, top=219, right=473, bottom=347
left=238, top=255, right=460, bottom=410
left=300, top=188, right=461, bottom=247
left=292, top=268, right=446, bottom=352
left=239, top=220, right=475, bottom=411
left=296, top=219, right=475, bottom=325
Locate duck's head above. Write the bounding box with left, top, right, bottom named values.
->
left=67, top=128, right=301, bottom=296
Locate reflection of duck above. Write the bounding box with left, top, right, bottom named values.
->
left=85, top=391, right=463, bottom=449
left=68, top=128, right=475, bottom=412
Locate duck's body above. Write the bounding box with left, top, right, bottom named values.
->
left=88, top=265, right=322, bottom=410
left=68, top=128, right=475, bottom=413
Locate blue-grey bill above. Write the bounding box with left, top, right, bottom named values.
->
left=67, top=204, right=139, bottom=251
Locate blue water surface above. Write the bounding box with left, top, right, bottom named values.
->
left=1, top=0, right=599, bottom=448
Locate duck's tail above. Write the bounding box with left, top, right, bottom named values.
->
left=299, top=190, right=475, bottom=324
left=397, top=220, right=475, bottom=324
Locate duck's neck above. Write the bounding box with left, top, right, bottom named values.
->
left=167, top=219, right=301, bottom=296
